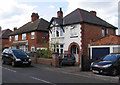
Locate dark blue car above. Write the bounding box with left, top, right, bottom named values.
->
left=90, top=54, right=120, bottom=76
left=2, top=49, right=31, bottom=67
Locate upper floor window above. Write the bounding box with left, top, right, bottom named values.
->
left=31, top=32, right=35, bottom=39
left=106, top=29, right=109, bottom=35
left=60, top=28, right=63, bottom=36
left=102, top=29, right=105, bottom=37
left=22, top=33, right=26, bottom=40
left=9, top=36, right=12, bottom=41
left=70, top=25, right=77, bottom=36
left=56, top=30, right=59, bottom=37
left=15, top=35, right=18, bottom=41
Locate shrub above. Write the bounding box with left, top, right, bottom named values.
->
left=36, top=49, right=52, bottom=59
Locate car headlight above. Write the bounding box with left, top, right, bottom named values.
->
left=91, top=62, right=94, bottom=66
left=27, top=55, right=29, bottom=58
left=16, top=59, right=21, bottom=61
left=102, top=64, right=112, bottom=68
left=29, top=59, right=31, bottom=61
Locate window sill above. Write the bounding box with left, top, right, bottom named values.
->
left=70, top=36, right=78, bottom=38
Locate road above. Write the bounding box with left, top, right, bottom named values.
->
left=1, top=62, right=119, bottom=85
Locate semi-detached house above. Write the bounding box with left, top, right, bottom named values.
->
left=48, top=8, right=117, bottom=64
left=9, top=13, right=49, bottom=52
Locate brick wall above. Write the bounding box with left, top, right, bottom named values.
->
left=9, top=31, right=49, bottom=51
left=81, top=23, right=116, bottom=58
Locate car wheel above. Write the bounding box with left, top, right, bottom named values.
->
left=60, top=62, right=63, bottom=66
left=112, top=68, right=118, bottom=76
left=2, top=59, right=5, bottom=64
left=72, top=63, right=75, bottom=66
left=12, top=61, right=16, bottom=67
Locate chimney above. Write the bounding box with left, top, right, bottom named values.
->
left=31, top=12, right=39, bottom=22
left=0, top=26, right=1, bottom=32
left=57, top=8, right=63, bottom=19
left=14, top=27, right=17, bottom=31
left=90, top=11, right=96, bottom=16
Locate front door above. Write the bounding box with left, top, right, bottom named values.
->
left=71, top=45, right=79, bottom=62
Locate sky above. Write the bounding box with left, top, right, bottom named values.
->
left=0, top=0, right=119, bottom=34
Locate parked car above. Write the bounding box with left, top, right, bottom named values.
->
left=59, top=53, right=76, bottom=66
left=90, top=53, right=120, bottom=76
left=1, top=49, right=31, bottom=67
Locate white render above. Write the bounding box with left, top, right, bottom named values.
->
left=49, top=23, right=82, bottom=62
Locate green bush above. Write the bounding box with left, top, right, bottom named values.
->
left=36, top=49, right=52, bottom=59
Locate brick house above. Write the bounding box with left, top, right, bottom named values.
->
left=0, top=28, right=12, bottom=50
left=89, top=35, right=120, bottom=59
left=9, top=13, right=49, bottom=52
left=48, top=8, right=117, bottom=64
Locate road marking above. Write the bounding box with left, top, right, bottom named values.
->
left=0, top=66, right=16, bottom=73
left=31, top=76, right=56, bottom=85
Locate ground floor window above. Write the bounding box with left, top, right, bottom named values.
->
left=113, top=47, right=120, bottom=53
left=31, top=46, right=35, bottom=52
left=12, top=46, right=16, bottom=49
left=19, top=45, right=28, bottom=52
left=52, top=44, right=64, bottom=54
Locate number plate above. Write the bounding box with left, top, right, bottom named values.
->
left=23, top=62, right=28, bottom=64
left=68, top=59, right=72, bottom=60
left=92, top=70, right=99, bottom=73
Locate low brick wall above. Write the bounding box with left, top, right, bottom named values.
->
left=31, top=57, right=52, bottom=65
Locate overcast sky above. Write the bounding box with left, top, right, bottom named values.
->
left=0, top=0, right=119, bottom=34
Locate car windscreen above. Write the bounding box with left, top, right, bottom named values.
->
left=12, top=50, right=28, bottom=58
left=102, top=55, right=120, bottom=62
left=64, top=54, right=74, bottom=58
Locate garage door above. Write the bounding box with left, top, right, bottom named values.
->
left=92, top=48, right=110, bottom=59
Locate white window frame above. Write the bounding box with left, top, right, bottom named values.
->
left=31, top=46, right=35, bottom=52
left=31, top=32, right=35, bottom=39
left=15, top=35, right=18, bottom=41
left=60, top=28, right=63, bottom=36
left=9, top=36, right=12, bottom=41
left=106, top=29, right=109, bottom=35
left=102, top=29, right=105, bottom=37
left=70, top=25, right=77, bottom=37
left=22, top=33, right=26, bottom=40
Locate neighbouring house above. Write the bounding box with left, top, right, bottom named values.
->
left=0, top=28, right=12, bottom=50
left=9, top=13, right=49, bottom=52
left=48, top=8, right=117, bottom=64
left=89, top=35, right=120, bottom=59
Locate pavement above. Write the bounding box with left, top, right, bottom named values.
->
left=32, top=63, right=119, bottom=83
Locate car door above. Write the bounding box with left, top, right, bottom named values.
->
left=8, top=50, right=14, bottom=63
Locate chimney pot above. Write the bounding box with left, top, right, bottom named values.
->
left=90, top=11, right=96, bottom=16
left=31, top=12, right=39, bottom=22
left=14, top=27, right=17, bottom=31
left=57, top=8, right=63, bottom=19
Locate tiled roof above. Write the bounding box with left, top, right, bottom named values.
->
left=49, top=8, right=117, bottom=29
left=90, top=35, right=120, bottom=46
left=10, top=18, right=49, bottom=36
left=0, top=29, right=12, bottom=39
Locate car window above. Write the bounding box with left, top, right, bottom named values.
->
left=12, top=50, right=28, bottom=58
left=3, top=49, right=9, bottom=53
left=8, top=50, right=12, bottom=54
left=64, top=54, right=74, bottom=58
left=102, top=55, right=120, bottom=62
